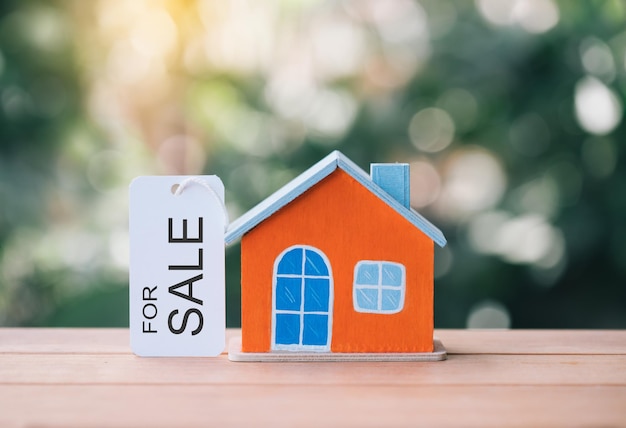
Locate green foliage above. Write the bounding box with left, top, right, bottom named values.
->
left=0, top=0, right=625, bottom=328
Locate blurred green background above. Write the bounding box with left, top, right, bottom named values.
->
left=0, top=0, right=625, bottom=329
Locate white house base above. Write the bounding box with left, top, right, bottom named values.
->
left=228, top=336, right=447, bottom=362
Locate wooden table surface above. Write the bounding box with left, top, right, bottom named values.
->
left=1, top=329, right=625, bottom=427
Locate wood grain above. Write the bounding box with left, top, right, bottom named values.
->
left=1, top=329, right=625, bottom=428
left=1, top=353, right=624, bottom=386
left=1, top=385, right=624, bottom=428
left=437, top=329, right=626, bottom=355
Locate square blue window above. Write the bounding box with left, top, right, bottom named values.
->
left=304, top=278, right=329, bottom=312
left=381, top=263, right=404, bottom=287
left=381, top=289, right=403, bottom=312
left=356, top=263, right=379, bottom=285
left=354, top=287, right=379, bottom=312
left=275, top=314, right=300, bottom=345
left=302, top=314, right=328, bottom=346
left=277, top=248, right=303, bottom=275
left=275, top=277, right=302, bottom=311
left=304, top=250, right=329, bottom=276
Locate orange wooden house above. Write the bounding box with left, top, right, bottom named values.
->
left=225, top=151, right=447, bottom=360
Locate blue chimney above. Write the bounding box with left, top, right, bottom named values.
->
left=370, top=163, right=410, bottom=208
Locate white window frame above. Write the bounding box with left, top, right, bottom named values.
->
left=353, top=261, right=406, bottom=314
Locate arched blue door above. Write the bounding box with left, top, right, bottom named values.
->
left=272, top=246, right=333, bottom=351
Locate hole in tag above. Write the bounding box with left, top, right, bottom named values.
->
left=171, top=184, right=180, bottom=195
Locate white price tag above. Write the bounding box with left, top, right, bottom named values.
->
left=129, top=176, right=226, bottom=356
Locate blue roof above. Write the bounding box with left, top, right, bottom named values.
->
left=225, top=151, right=447, bottom=247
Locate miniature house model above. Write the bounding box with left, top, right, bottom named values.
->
left=226, top=151, right=447, bottom=361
